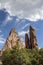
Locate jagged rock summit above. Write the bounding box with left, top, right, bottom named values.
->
left=30, top=26, right=38, bottom=49
left=25, top=26, right=38, bottom=49
left=2, top=29, right=24, bottom=51
left=2, top=26, right=38, bottom=52
left=25, top=33, right=29, bottom=48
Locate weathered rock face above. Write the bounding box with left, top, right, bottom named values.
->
left=0, top=51, right=2, bottom=56
left=25, top=26, right=38, bottom=49
left=25, top=34, right=29, bottom=48
left=30, top=26, right=38, bottom=49
left=2, top=26, right=38, bottom=51
left=2, top=29, right=24, bottom=51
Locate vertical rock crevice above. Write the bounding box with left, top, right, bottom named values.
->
left=25, top=26, right=38, bottom=49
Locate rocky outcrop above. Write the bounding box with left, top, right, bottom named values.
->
left=2, top=29, right=24, bottom=51
left=0, top=51, right=2, bottom=56
left=25, top=26, right=38, bottom=49
left=30, top=26, right=38, bottom=49
left=2, top=26, right=38, bottom=52
left=25, top=33, right=29, bottom=48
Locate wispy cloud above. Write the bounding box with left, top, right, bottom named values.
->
left=3, top=15, right=12, bottom=25
left=18, top=30, right=29, bottom=36
left=21, top=23, right=30, bottom=30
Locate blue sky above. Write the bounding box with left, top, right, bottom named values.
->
left=0, top=0, right=43, bottom=50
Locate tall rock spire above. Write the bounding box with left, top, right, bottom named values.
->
left=25, top=33, right=29, bottom=48
left=30, top=26, right=38, bottom=49
left=2, top=29, right=24, bottom=51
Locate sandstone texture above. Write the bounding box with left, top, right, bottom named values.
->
left=2, top=29, right=24, bottom=51
left=25, top=26, right=38, bottom=49
left=30, top=26, right=38, bottom=49
left=25, top=33, right=29, bottom=48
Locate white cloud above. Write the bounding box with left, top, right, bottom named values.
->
left=27, top=13, right=40, bottom=21
left=39, top=47, right=41, bottom=49
left=3, top=14, right=12, bottom=26
left=0, top=0, right=43, bottom=21
left=16, top=18, right=20, bottom=23
left=21, top=37, right=25, bottom=45
left=0, top=3, right=1, bottom=8
left=4, top=2, right=12, bottom=16
left=5, top=15, right=12, bottom=22
left=18, top=30, right=29, bottom=36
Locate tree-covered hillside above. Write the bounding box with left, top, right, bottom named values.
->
left=2, top=45, right=43, bottom=65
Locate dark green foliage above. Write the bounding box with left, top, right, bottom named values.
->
left=2, top=46, right=43, bottom=65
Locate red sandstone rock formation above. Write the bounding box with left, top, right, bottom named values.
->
left=25, top=33, right=29, bottom=48
left=2, top=29, right=24, bottom=51
left=2, top=26, right=38, bottom=52
left=30, top=26, right=38, bottom=49
left=0, top=51, right=2, bottom=56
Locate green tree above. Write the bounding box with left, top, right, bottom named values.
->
left=2, top=46, right=43, bottom=65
